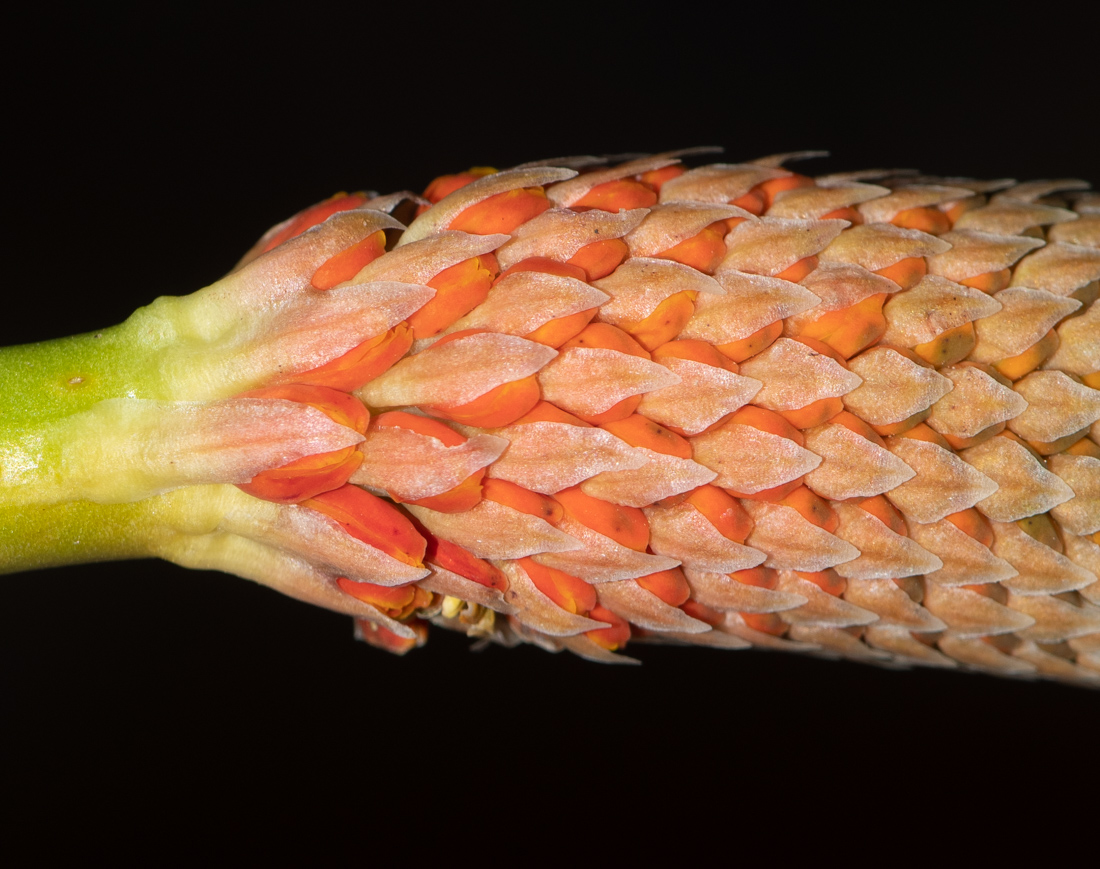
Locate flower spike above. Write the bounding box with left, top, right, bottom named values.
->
left=3, top=149, right=1099, bottom=687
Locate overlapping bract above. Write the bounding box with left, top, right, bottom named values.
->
left=203, top=151, right=1100, bottom=685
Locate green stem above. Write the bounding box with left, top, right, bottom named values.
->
left=0, top=297, right=201, bottom=571
left=0, top=499, right=165, bottom=573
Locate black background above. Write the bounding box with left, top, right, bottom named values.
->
left=2, top=5, right=1098, bottom=862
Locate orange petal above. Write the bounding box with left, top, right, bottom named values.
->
left=912, top=322, right=977, bottom=367
left=777, top=397, right=845, bottom=429
left=731, top=189, right=766, bottom=215
left=619, top=290, right=697, bottom=351
left=855, top=495, right=908, bottom=536
left=554, top=486, right=649, bottom=552
left=635, top=566, right=691, bottom=607
left=639, top=165, right=686, bottom=193
left=945, top=507, right=995, bottom=547
left=237, top=445, right=363, bottom=504
left=337, top=576, right=416, bottom=612
left=892, top=206, right=951, bottom=235
left=796, top=293, right=888, bottom=359
left=585, top=604, right=631, bottom=650
left=778, top=485, right=839, bottom=532
left=261, top=192, right=369, bottom=254
left=519, top=557, right=597, bottom=615
left=656, top=222, right=728, bottom=273
left=422, top=167, right=497, bottom=204
left=566, top=238, right=629, bottom=280
left=828, top=410, right=886, bottom=446
left=652, top=339, right=738, bottom=372
left=523, top=308, right=599, bottom=348
left=561, top=322, right=651, bottom=358
left=573, top=178, right=658, bottom=211
left=730, top=566, right=778, bottom=589
left=875, top=256, right=927, bottom=290
left=235, top=384, right=371, bottom=503
left=239, top=383, right=370, bottom=434
left=512, top=400, right=592, bottom=427
left=420, top=529, right=507, bottom=590
left=408, top=255, right=498, bottom=339
left=715, top=320, right=783, bottom=363
left=448, top=187, right=551, bottom=234
left=482, top=478, right=564, bottom=525
left=754, top=174, right=814, bottom=210
left=400, top=469, right=485, bottom=513
left=496, top=256, right=589, bottom=283
left=959, top=268, right=1012, bottom=293
left=685, top=484, right=753, bottom=544
left=304, top=485, right=427, bottom=568
left=374, top=410, right=465, bottom=446
left=311, top=230, right=387, bottom=290
left=795, top=569, right=847, bottom=596
left=739, top=612, right=788, bottom=636
left=354, top=619, right=427, bottom=655
left=290, top=323, right=413, bottom=392
left=600, top=413, right=693, bottom=459
left=774, top=255, right=819, bottom=284
left=429, top=374, right=542, bottom=428
left=371, top=412, right=484, bottom=511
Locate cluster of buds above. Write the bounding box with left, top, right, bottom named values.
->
left=3, top=148, right=1098, bottom=685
